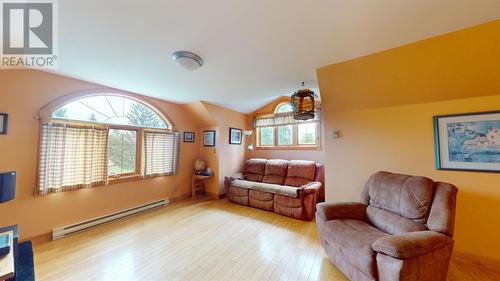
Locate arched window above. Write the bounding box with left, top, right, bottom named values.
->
left=52, top=95, right=170, bottom=129
left=37, top=93, right=178, bottom=196
left=275, top=102, right=294, bottom=114
left=254, top=101, right=319, bottom=148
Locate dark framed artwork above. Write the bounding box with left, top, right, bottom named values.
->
left=183, top=132, right=195, bottom=142
left=0, top=113, right=8, bottom=135
left=229, top=127, right=242, bottom=145
left=434, top=110, right=500, bottom=173
left=203, top=130, right=216, bottom=147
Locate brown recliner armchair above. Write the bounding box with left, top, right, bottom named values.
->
left=316, top=171, right=458, bottom=281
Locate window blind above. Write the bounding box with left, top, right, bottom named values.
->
left=253, top=110, right=321, bottom=128
left=144, top=131, right=180, bottom=177
left=37, top=123, right=109, bottom=195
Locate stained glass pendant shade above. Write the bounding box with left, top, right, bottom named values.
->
left=290, top=86, right=316, bottom=121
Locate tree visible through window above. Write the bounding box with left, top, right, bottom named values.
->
left=108, top=129, right=137, bottom=176
left=298, top=123, right=316, bottom=145
left=277, top=125, right=293, bottom=145
left=39, top=94, right=178, bottom=194
left=260, top=127, right=274, bottom=146
left=256, top=101, right=319, bottom=148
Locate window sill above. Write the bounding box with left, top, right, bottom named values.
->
left=108, top=174, right=143, bottom=185
left=255, top=146, right=321, bottom=151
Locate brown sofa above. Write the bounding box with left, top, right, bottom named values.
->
left=316, top=171, right=458, bottom=281
left=225, top=158, right=324, bottom=220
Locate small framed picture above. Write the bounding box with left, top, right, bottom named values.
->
left=434, top=110, right=500, bottom=173
left=184, top=132, right=195, bottom=142
left=0, top=113, right=8, bottom=135
left=229, top=127, right=242, bottom=145
left=203, top=130, right=216, bottom=147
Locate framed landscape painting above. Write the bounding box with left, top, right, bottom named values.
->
left=184, top=132, right=195, bottom=142
left=434, top=111, right=500, bottom=172
left=229, top=127, right=242, bottom=145
left=0, top=113, right=7, bottom=135
left=203, top=130, right=216, bottom=147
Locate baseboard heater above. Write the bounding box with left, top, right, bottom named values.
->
left=52, top=199, right=169, bottom=240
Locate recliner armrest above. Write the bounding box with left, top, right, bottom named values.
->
left=372, top=231, right=453, bottom=259
left=300, top=181, right=322, bottom=194
left=316, top=202, right=367, bottom=221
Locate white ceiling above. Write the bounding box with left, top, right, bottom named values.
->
left=50, top=0, right=500, bottom=113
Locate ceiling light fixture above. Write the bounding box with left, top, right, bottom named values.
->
left=171, top=51, right=204, bottom=71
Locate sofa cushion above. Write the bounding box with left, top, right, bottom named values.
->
left=230, top=179, right=299, bottom=198
left=322, top=219, right=389, bottom=279
left=244, top=158, right=267, bottom=182
left=284, top=160, right=316, bottom=187
left=262, top=159, right=288, bottom=185
left=362, top=171, right=434, bottom=223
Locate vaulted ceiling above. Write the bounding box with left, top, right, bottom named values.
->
left=48, top=0, right=500, bottom=113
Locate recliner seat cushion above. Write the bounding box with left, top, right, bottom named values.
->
left=284, top=160, right=316, bottom=187
left=322, top=219, right=389, bottom=279
left=262, top=159, right=289, bottom=185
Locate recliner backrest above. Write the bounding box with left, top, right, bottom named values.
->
left=361, top=171, right=458, bottom=237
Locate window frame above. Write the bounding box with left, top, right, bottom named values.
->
left=256, top=123, right=320, bottom=149
left=258, top=126, right=275, bottom=147
left=39, top=91, right=175, bottom=183
left=255, top=101, right=320, bottom=149
left=107, top=126, right=142, bottom=179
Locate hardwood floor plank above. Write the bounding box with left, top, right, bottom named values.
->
left=33, top=198, right=500, bottom=281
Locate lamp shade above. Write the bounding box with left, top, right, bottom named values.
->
left=0, top=171, right=16, bottom=203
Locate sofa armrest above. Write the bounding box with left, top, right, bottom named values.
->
left=300, top=181, right=322, bottom=194
left=316, top=202, right=367, bottom=221
left=372, top=231, right=453, bottom=259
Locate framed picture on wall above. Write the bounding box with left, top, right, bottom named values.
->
left=184, top=132, right=195, bottom=142
left=0, top=113, right=8, bottom=135
left=229, top=127, right=242, bottom=145
left=434, top=110, right=500, bottom=173
left=203, top=130, right=216, bottom=147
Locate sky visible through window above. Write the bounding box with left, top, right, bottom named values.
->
left=275, top=103, right=294, bottom=113
left=52, top=95, right=168, bottom=129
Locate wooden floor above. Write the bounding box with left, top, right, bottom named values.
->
left=33, top=198, right=500, bottom=281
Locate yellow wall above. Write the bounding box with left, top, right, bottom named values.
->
left=317, top=20, right=500, bottom=261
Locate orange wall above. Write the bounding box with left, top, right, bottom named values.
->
left=317, top=20, right=500, bottom=261
left=182, top=101, right=248, bottom=196
left=0, top=70, right=202, bottom=240
left=202, top=102, right=248, bottom=195
left=247, top=97, right=325, bottom=163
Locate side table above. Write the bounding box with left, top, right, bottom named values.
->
left=191, top=174, right=213, bottom=197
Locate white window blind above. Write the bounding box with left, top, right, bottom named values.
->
left=253, top=110, right=321, bottom=127
left=144, top=131, right=180, bottom=177
left=37, top=123, right=109, bottom=195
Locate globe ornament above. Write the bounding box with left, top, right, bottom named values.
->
left=194, top=159, right=206, bottom=174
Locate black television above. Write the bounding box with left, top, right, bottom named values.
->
left=0, top=171, right=16, bottom=203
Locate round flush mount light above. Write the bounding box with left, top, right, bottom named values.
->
left=171, top=51, right=204, bottom=71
